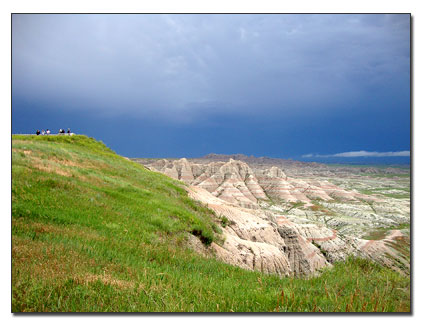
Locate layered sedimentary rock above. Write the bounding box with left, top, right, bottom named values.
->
left=148, top=158, right=376, bottom=206
left=187, top=186, right=328, bottom=276
left=149, top=159, right=267, bottom=208
left=145, top=158, right=409, bottom=276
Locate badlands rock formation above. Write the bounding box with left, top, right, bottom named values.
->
left=148, top=158, right=376, bottom=208
left=187, top=185, right=328, bottom=276
left=143, top=158, right=410, bottom=277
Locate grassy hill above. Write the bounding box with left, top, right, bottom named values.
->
left=12, top=135, right=410, bottom=312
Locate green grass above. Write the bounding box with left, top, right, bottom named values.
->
left=381, top=193, right=410, bottom=199
left=363, top=223, right=410, bottom=241
left=309, top=201, right=336, bottom=216
left=326, top=163, right=410, bottom=169
left=358, top=187, right=410, bottom=199
left=359, top=173, right=410, bottom=178
left=12, top=135, right=410, bottom=312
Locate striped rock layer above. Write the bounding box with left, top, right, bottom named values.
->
left=187, top=185, right=329, bottom=276
left=186, top=185, right=407, bottom=277
left=144, top=158, right=406, bottom=277
left=148, top=158, right=375, bottom=208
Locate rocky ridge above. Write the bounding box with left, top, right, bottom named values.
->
left=147, top=158, right=377, bottom=208
left=142, top=158, right=410, bottom=277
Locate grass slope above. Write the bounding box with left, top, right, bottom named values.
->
left=12, top=135, right=410, bottom=312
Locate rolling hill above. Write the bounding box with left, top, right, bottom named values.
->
left=12, top=135, right=410, bottom=312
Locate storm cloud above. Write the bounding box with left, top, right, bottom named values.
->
left=12, top=14, right=410, bottom=122
left=12, top=14, right=410, bottom=159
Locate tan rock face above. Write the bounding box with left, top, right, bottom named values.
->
left=149, top=158, right=376, bottom=206
left=150, top=158, right=267, bottom=208
left=146, top=158, right=408, bottom=276
left=356, top=230, right=410, bottom=274
left=187, top=186, right=329, bottom=276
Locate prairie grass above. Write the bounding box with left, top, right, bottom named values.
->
left=12, top=135, right=410, bottom=312
left=363, top=223, right=410, bottom=241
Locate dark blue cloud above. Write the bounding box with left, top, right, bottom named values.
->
left=12, top=14, right=410, bottom=160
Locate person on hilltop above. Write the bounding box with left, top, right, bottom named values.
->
left=46, top=129, right=50, bottom=135
left=41, top=130, right=45, bottom=135
left=36, top=130, right=40, bottom=135
left=67, top=128, right=71, bottom=135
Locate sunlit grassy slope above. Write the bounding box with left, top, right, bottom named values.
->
left=12, top=135, right=410, bottom=312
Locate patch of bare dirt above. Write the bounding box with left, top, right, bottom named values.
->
left=74, top=273, right=135, bottom=289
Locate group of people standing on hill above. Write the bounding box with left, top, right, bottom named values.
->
left=35, top=128, right=71, bottom=135
left=58, top=128, right=71, bottom=134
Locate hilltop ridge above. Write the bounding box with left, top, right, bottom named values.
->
left=12, top=135, right=410, bottom=312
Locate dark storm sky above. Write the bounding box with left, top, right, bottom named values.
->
left=12, top=14, right=410, bottom=159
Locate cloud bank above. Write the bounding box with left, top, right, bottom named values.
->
left=302, top=150, right=410, bottom=158
left=12, top=14, right=410, bottom=121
